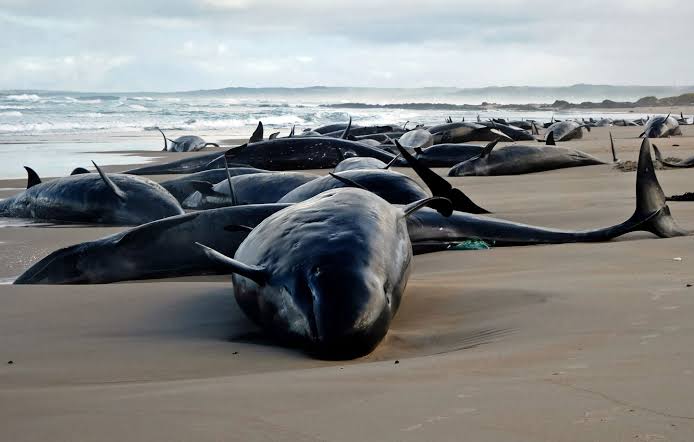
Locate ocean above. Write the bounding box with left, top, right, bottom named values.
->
left=0, top=91, right=660, bottom=179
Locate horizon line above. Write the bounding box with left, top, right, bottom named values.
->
left=3, top=83, right=694, bottom=95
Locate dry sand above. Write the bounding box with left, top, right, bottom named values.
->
left=2, top=126, right=694, bottom=441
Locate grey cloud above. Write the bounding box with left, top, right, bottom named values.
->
left=0, top=0, right=692, bottom=90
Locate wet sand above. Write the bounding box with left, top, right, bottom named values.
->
left=2, top=126, right=694, bottom=441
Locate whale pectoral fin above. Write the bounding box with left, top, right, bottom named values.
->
left=189, top=181, right=227, bottom=198
left=485, top=128, right=512, bottom=142
left=70, top=167, right=90, bottom=175
left=329, top=172, right=368, bottom=191
left=289, top=125, right=296, bottom=137
left=609, top=132, right=618, bottom=162
left=23, top=166, right=42, bottom=189
left=249, top=121, right=264, bottom=143
left=341, top=116, right=353, bottom=140
left=195, top=242, right=268, bottom=285
left=91, top=161, right=126, bottom=201
left=116, top=213, right=199, bottom=246
left=638, top=132, right=645, bottom=138
left=382, top=153, right=401, bottom=170
left=403, top=197, right=452, bottom=218
left=224, top=225, right=254, bottom=233
left=546, top=131, right=556, bottom=145
left=332, top=146, right=345, bottom=164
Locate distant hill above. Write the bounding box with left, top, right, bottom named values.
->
left=551, top=93, right=694, bottom=109
left=3, top=84, right=694, bottom=105
left=182, top=84, right=694, bottom=104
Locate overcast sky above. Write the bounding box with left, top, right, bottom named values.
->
left=1, top=0, right=692, bottom=91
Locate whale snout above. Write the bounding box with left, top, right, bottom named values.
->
left=304, top=266, right=391, bottom=359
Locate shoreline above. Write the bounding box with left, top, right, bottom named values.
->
left=2, top=125, right=694, bottom=440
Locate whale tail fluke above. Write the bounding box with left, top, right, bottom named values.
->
left=626, top=138, right=687, bottom=238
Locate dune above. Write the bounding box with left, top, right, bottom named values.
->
left=2, top=126, right=694, bottom=441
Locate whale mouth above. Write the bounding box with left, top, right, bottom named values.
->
left=301, top=267, right=391, bottom=360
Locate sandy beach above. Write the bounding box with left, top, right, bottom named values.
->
left=2, top=126, right=694, bottom=441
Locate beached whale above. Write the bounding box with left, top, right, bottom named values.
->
left=160, top=167, right=268, bottom=202
left=405, top=141, right=497, bottom=167
left=197, top=188, right=452, bottom=359
left=410, top=138, right=687, bottom=252
left=277, top=169, right=429, bottom=205
left=428, top=122, right=513, bottom=144
left=14, top=140, right=684, bottom=286
left=183, top=171, right=318, bottom=210
left=157, top=128, right=220, bottom=152
left=333, top=157, right=395, bottom=172
left=0, top=163, right=183, bottom=225
left=448, top=143, right=606, bottom=176
left=478, top=121, right=535, bottom=141
left=397, top=129, right=434, bottom=151
left=13, top=204, right=289, bottom=284
left=652, top=144, right=694, bottom=168
left=124, top=138, right=397, bottom=174
left=544, top=121, right=590, bottom=143
left=640, top=115, right=682, bottom=138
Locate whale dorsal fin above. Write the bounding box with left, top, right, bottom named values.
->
left=196, top=242, right=268, bottom=285
left=269, top=132, right=280, bottom=140
left=23, top=166, right=41, bottom=189
left=402, top=197, right=452, bottom=218
left=249, top=121, right=264, bottom=143
left=92, top=161, right=126, bottom=201
left=156, top=127, right=168, bottom=151
left=329, top=172, right=368, bottom=190
left=70, top=167, right=90, bottom=175
left=480, top=139, right=499, bottom=158
left=117, top=213, right=199, bottom=246
left=341, top=117, right=352, bottom=140
left=546, top=131, right=556, bottom=146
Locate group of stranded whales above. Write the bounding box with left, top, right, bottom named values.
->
left=0, top=163, right=183, bottom=225
left=5, top=111, right=691, bottom=359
